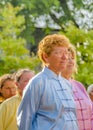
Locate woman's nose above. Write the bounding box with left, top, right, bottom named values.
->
left=10, top=87, right=16, bottom=93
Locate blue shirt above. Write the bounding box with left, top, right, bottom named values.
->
left=17, top=67, right=78, bottom=130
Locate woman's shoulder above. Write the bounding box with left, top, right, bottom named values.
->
left=0, top=96, right=5, bottom=104
left=70, top=79, right=87, bottom=93
left=0, top=95, right=21, bottom=108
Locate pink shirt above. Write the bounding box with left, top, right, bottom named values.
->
left=70, top=79, right=92, bottom=130
left=91, top=102, right=93, bottom=130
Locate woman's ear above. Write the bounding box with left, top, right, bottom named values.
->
left=0, top=88, right=2, bottom=94
left=42, top=53, right=49, bottom=63
left=15, top=82, right=19, bottom=88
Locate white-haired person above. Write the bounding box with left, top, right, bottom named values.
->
left=87, top=84, right=93, bottom=102
left=0, top=68, right=35, bottom=130
left=87, top=84, right=93, bottom=130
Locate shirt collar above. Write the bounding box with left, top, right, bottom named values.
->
left=42, top=67, right=60, bottom=80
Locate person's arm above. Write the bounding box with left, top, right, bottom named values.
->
left=0, top=102, right=7, bottom=130
left=76, top=81, right=90, bottom=98
left=17, top=77, right=44, bottom=130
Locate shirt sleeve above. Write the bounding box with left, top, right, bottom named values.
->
left=0, top=102, right=7, bottom=130
left=17, top=77, right=44, bottom=130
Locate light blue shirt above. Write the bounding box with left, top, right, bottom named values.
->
left=17, top=67, right=78, bottom=130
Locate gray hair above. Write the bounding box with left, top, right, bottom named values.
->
left=14, top=68, right=35, bottom=82
left=87, top=84, right=93, bottom=94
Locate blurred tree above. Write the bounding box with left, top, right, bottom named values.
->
left=1, top=0, right=93, bottom=52
left=60, top=24, right=93, bottom=87
left=0, top=3, right=40, bottom=75
left=0, top=0, right=93, bottom=87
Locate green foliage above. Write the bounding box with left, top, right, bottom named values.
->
left=17, top=0, right=60, bottom=15
left=0, top=55, right=40, bottom=74
left=0, top=0, right=93, bottom=88
left=0, top=3, right=40, bottom=75
left=72, top=0, right=84, bottom=8
left=60, top=24, right=93, bottom=87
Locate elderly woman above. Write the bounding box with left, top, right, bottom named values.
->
left=0, top=74, right=17, bottom=104
left=17, top=34, right=78, bottom=130
left=87, top=84, right=93, bottom=102
left=62, top=45, right=92, bottom=130
left=0, top=68, right=35, bottom=130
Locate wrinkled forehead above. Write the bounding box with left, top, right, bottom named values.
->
left=53, top=46, right=68, bottom=51
left=19, top=72, right=34, bottom=81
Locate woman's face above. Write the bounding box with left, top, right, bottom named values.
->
left=43, top=46, right=68, bottom=74
left=17, top=71, right=34, bottom=96
left=89, top=91, right=93, bottom=102
left=66, top=52, right=76, bottom=72
left=0, top=80, right=17, bottom=99
left=18, top=72, right=34, bottom=91
left=62, top=51, right=76, bottom=79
